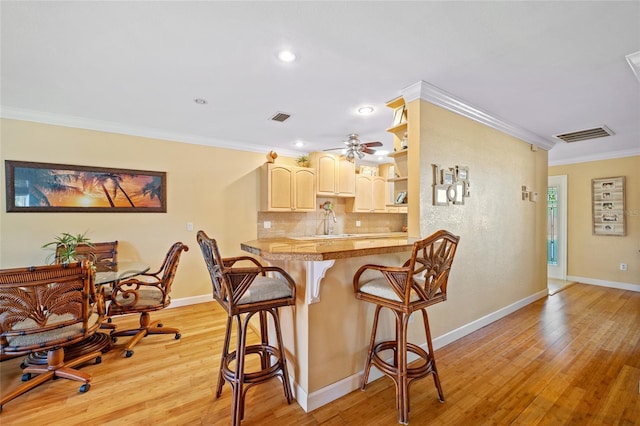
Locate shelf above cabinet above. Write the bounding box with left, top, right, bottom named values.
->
left=387, top=150, right=408, bottom=159
left=386, top=122, right=407, bottom=134
left=387, top=176, right=408, bottom=183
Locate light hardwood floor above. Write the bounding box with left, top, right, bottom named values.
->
left=1, top=283, right=638, bottom=425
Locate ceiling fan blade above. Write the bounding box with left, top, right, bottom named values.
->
left=362, top=148, right=377, bottom=155
left=362, top=141, right=383, bottom=148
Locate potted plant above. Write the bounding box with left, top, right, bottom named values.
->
left=296, top=155, right=310, bottom=167
left=42, top=232, right=94, bottom=264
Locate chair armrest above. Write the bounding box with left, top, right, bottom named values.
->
left=353, top=264, right=410, bottom=292
left=222, top=256, right=263, bottom=269
left=260, top=266, right=296, bottom=292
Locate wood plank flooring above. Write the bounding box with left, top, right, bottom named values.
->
left=1, top=283, right=638, bottom=425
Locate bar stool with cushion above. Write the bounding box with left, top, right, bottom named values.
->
left=196, top=230, right=295, bottom=426
left=353, top=229, right=460, bottom=424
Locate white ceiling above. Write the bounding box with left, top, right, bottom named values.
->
left=2, top=1, right=639, bottom=166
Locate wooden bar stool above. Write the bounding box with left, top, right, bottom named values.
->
left=353, top=230, right=460, bottom=424
left=196, top=230, right=296, bottom=426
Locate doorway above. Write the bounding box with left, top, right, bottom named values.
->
left=547, top=175, right=571, bottom=294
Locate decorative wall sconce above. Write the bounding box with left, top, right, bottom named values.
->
left=432, top=164, right=470, bottom=206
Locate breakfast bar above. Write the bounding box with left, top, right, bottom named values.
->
left=241, top=233, right=416, bottom=412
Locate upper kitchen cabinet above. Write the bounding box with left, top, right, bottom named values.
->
left=309, top=152, right=355, bottom=197
left=261, top=163, right=316, bottom=212
left=349, top=174, right=387, bottom=213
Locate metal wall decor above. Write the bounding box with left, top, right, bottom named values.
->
left=592, top=176, right=625, bottom=236
left=432, top=164, right=470, bottom=206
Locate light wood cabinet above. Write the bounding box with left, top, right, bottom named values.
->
left=310, top=152, right=355, bottom=197
left=261, top=163, right=316, bottom=212
left=350, top=175, right=386, bottom=212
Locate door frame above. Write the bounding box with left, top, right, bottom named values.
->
left=548, top=175, right=567, bottom=280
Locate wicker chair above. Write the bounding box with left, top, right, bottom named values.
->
left=60, top=241, right=118, bottom=272
left=353, top=230, right=460, bottom=425
left=196, top=230, right=295, bottom=426
left=108, top=242, right=188, bottom=358
left=0, top=262, right=105, bottom=412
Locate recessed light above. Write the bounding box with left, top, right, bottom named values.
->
left=277, top=50, right=297, bottom=63
left=295, top=141, right=304, bottom=147
left=358, top=106, right=374, bottom=115
left=194, top=98, right=208, bottom=105
left=376, top=150, right=389, bottom=156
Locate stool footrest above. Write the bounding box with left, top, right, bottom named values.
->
left=371, top=341, right=435, bottom=380
left=222, top=344, right=286, bottom=385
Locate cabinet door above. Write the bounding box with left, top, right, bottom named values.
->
left=338, top=158, right=356, bottom=196
left=316, top=154, right=338, bottom=195
left=354, top=175, right=372, bottom=212
left=371, top=176, right=386, bottom=212
left=293, top=168, right=316, bottom=211
left=268, top=165, right=294, bottom=210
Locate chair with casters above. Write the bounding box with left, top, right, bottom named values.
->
left=58, top=241, right=119, bottom=330
left=63, top=241, right=119, bottom=272
left=0, top=261, right=105, bottom=412
left=353, top=229, right=460, bottom=425
left=196, top=230, right=296, bottom=426
left=107, top=242, right=188, bottom=358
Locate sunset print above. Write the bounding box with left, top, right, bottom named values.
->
left=6, top=161, right=166, bottom=212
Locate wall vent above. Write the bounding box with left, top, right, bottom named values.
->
left=270, top=112, right=291, bottom=122
left=553, top=126, right=614, bottom=143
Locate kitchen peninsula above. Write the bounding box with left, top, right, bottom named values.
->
left=241, top=233, right=415, bottom=412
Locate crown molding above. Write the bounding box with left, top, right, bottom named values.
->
left=548, top=147, right=640, bottom=167
left=0, top=106, right=301, bottom=157
left=401, top=80, right=556, bottom=151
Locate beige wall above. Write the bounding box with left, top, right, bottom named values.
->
left=412, top=100, right=549, bottom=335
left=550, top=156, right=639, bottom=287
left=0, top=118, right=267, bottom=299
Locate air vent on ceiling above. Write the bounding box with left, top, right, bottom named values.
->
left=270, top=112, right=291, bottom=122
left=553, top=126, right=614, bottom=143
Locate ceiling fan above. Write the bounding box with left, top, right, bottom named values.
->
left=323, top=133, right=383, bottom=161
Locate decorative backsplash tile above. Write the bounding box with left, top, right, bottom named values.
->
left=257, top=198, right=406, bottom=239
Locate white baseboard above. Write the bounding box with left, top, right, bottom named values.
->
left=168, top=294, right=212, bottom=308
left=300, top=288, right=548, bottom=412
left=567, top=276, right=640, bottom=293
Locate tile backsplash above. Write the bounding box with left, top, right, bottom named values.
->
left=257, top=198, right=406, bottom=239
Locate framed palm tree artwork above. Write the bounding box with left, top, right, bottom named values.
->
left=5, top=160, right=167, bottom=212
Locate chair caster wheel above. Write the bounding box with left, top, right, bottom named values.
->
left=95, top=356, right=102, bottom=365
left=21, top=373, right=32, bottom=382
left=79, top=383, right=90, bottom=393
left=111, top=336, right=118, bottom=343
left=158, top=323, right=163, bottom=328
left=20, top=361, right=27, bottom=369
left=125, top=350, right=134, bottom=358
left=175, top=333, right=181, bottom=340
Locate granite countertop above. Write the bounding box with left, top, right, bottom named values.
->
left=241, top=233, right=413, bottom=261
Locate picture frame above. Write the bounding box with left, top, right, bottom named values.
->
left=395, top=191, right=407, bottom=204
left=434, top=185, right=449, bottom=206
left=5, top=160, right=167, bottom=213
left=392, top=105, right=406, bottom=127
left=592, top=176, right=625, bottom=236
left=442, top=169, right=454, bottom=185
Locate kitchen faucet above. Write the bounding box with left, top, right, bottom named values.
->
left=321, top=201, right=337, bottom=235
